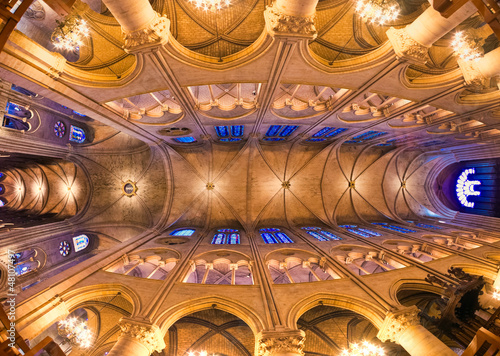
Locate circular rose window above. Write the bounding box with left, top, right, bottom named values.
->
left=59, top=241, right=71, bottom=256
left=54, top=121, right=66, bottom=138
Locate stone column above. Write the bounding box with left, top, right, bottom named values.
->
left=377, top=306, right=457, bottom=356
left=264, top=1, right=318, bottom=39
left=386, top=2, right=476, bottom=64
left=256, top=329, right=306, bottom=356
left=100, top=0, right=170, bottom=53
left=459, top=47, right=500, bottom=87
left=107, top=318, right=166, bottom=356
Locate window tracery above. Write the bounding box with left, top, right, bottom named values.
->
left=372, top=223, right=417, bottom=233
left=339, top=225, right=382, bottom=237
left=301, top=227, right=342, bottom=241
left=184, top=255, right=253, bottom=285
left=260, top=228, right=293, bottom=244
left=306, top=127, right=347, bottom=142
left=106, top=250, right=178, bottom=281
left=333, top=245, right=406, bottom=275
left=263, top=125, right=299, bottom=141
left=215, top=125, right=244, bottom=142
left=170, top=229, right=195, bottom=236
left=211, top=229, right=240, bottom=244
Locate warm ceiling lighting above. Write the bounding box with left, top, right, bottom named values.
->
left=57, top=317, right=93, bottom=349
left=187, top=0, right=231, bottom=11
left=355, top=0, right=400, bottom=26
left=493, top=288, right=500, bottom=301
left=451, top=31, right=483, bottom=62
left=342, top=341, right=385, bottom=356
left=51, top=14, right=89, bottom=51
left=188, top=352, right=218, bottom=356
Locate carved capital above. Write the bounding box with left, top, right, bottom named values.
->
left=458, top=59, right=486, bottom=89
left=386, top=27, right=428, bottom=65
left=264, top=4, right=317, bottom=39
left=257, top=329, right=305, bottom=356
left=118, top=318, right=166, bottom=353
left=124, top=13, right=170, bottom=54
left=377, top=306, right=420, bottom=343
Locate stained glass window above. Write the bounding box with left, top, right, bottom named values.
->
left=211, top=229, right=240, bottom=244
left=339, top=225, right=381, bottom=237
left=59, top=241, right=71, bottom=256
left=346, top=130, right=388, bottom=144
left=54, top=121, right=66, bottom=138
left=307, top=127, right=347, bottom=142
left=260, top=228, right=293, bottom=244
left=407, top=221, right=443, bottom=230
left=301, top=227, right=342, bottom=241
left=372, top=223, right=416, bottom=233
left=215, top=125, right=244, bottom=142
left=174, top=137, right=197, bottom=143
left=72, top=234, right=90, bottom=252
left=171, top=229, right=195, bottom=236
left=69, top=125, right=86, bottom=143
left=264, top=125, right=299, bottom=141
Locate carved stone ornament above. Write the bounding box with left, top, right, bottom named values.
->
left=119, top=319, right=166, bottom=353
left=124, top=13, right=170, bottom=53
left=376, top=306, right=421, bottom=343
left=458, top=58, right=486, bottom=89
left=257, top=329, right=306, bottom=356
left=264, top=4, right=317, bottom=39
left=386, top=27, right=428, bottom=65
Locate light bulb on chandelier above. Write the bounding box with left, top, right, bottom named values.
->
left=187, top=0, right=231, bottom=11
left=341, top=341, right=385, bottom=356
left=493, top=288, right=500, bottom=301
left=451, top=31, right=483, bottom=62
left=355, top=0, right=400, bottom=26
left=57, top=317, right=93, bottom=349
left=51, top=14, right=89, bottom=51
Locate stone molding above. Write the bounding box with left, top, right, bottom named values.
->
left=377, top=306, right=421, bottom=343
left=257, top=329, right=306, bottom=356
left=118, top=318, right=166, bottom=353
left=124, top=13, right=170, bottom=54
left=386, top=27, right=428, bottom=65
left=264, top=3, right=317, bottom=39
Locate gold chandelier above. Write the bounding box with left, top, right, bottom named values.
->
left=494, top=288, right=500, bottom=301
left=451, top=31, right=483, bottom=62
left=355, top=0, right=400, bottom=26
left=57, top=317, right=93, bottom=349
left=341, top=341, right=385, bottom=356
left=187, top=0, right=231, bottom=11
left=51, top=14, right=89, bottom=51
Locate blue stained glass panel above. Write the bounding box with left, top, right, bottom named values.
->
left=264, top=138, right=285, bottom=142
left=171, top=229, right=195, bottom=236
left=357, top=228, right=381, bottom=236
left=307, top=231, right=329, bottom=241
left=324, top=128, right=347, bottom=138
left=306, top=138, right=326, bottom=142
left=174, top=137, right=197, bottom=143
left=220, top=138, right=242, bottom=142
left=218, top=229, right=239, bottom=232
left=312, top=127, right=334, bottom=137
left=279, top=125, right=299, bottom=137
left=212, top=233, right=225, bottom=244
left=413, top=222, right=442, bottom=230
left=231, top=125, right=244, bottom=137
left=339, top=225, right=357, bottom=228
left=260, top=228, right=280, bottom=232
left=266, top=125, right=282, bottom=137
left=275, top=232, right=293, bottom=243
left=261, top=233, right=278, bottom=244
left=319, top=230, right=342, bottom=240
left=301, top=227, right=319, bottom=231
left=228, top=233, right=240, bottom=244
left=215, top=126, right=230, bottom=138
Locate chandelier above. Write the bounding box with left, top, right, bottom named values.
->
left=187, top=0, right=231, bottom=11
left=57, top=317, right=93, bottom=349
left=51, top=14, right=89, bottom=51
left=341, top=341, right=385, bottom=356
left=355, top=0, right=400, bottom=26
left=494, top=288, right=500, bottom=301
left=451, top=31, right=483, bottom=62
left=187, top=352, right=218, bottom=356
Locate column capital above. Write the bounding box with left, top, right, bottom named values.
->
left=377, top=306, right=420, bottom=343
left=264, top=3, right=317, bottom=40
left=256, top=329, right=306, bottom=356
left=118, top=318, right=166, bottom=354
left=124, top=12, right=170, bottom=54
left=458, top=59, right=486, bottom=89
left=386, top=27, right=428, bottom=65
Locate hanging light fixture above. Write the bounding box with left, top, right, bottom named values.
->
left=187, top=0, right=231, bottom=12
left=341, top=341, right=385, bottom=356
left=187, top=351, right=218, bottom=356
left=51, top=14, right=89, bottom=51
left=493, top=288, right=500, bottom=301
left=355, top=0, right=400, bottom=26
left=451, top=31, right=483, bottom=62
left=57, top=317, right=93, bottom=349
